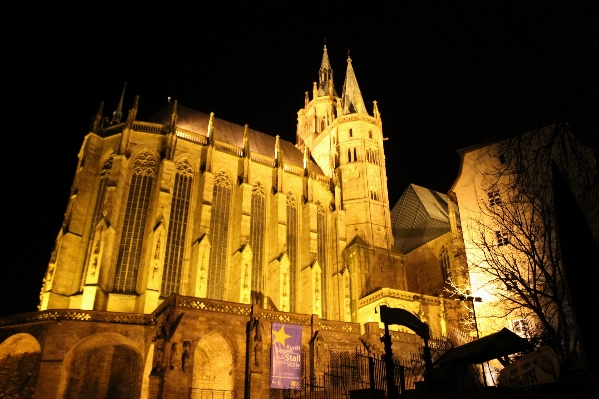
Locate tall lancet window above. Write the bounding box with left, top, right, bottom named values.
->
left=250, top=182, right=266, bottom=304
left=440, top=246, right=451, bottom=281
left=317, top=204, right=328, bottom=318
left=161, top=159, right=193, bottom=297
left=207, top=171, right=232, bottom=300
left=80, top=154, right=113, bottom=289
left=286, top=193, right=298, bottom=312
left=114, top=150, right=156, bottom=292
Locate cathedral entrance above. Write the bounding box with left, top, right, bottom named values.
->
left=191, top=331, right=235, bottom=399
left=59, top=333, right=142, bottom=399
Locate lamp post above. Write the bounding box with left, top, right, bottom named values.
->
left=458, top=295, right=485, bottom=384
left=457, top=295, right=481, bottom=338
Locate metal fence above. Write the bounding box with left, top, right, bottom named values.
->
left=267, top=345, right=440, bottom=399
left=188, top=389, right=235, bottom=399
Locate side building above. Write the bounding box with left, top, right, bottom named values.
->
left=451, top=123, right=599, bottom=376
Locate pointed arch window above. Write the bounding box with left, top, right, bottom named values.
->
left=317, top=204, right=328, bottom=318
left=114, top=150, right=156, bottom=292
left=80, top=154, right=113, bottom=289
left=286, top=193, right=298, bottom=312
left=354, top=148, right=358, bottom=162
left=250, top=182, right=266, bottom=303
left=207, top=171, right=232, bottom=300
left=161, top=159, right=193, bottom=297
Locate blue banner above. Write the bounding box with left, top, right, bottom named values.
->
left=270, top=323, right=302, bottom=390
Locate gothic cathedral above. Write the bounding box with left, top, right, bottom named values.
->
left=39, top=46, right=409, bottom=322
left=0, top=46, right=472, bottom=399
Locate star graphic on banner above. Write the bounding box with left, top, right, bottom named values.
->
left=272, top=325, right=292, bottom=347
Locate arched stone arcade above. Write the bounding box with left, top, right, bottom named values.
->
left=191, top=330, right=235, bottom=398
left=0, top=333, right=42, bottom=399
left=58, top=332, right=143, bottom=399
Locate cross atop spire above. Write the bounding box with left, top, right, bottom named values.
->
left=318, top=46, right=335, bottom=97
left=341, top=57, right=367, bottom=115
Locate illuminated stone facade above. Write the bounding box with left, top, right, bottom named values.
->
left=37, top=47, right=443, bottom=323
left=0, top=47, right=472, bottom=398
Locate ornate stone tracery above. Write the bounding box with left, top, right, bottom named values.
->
left=176, top=158, right=194, bottom=177
left=214, top=170, right=232, bottom=188
left=132, top=149, right=156, bottom=176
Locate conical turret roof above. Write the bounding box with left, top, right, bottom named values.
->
left=341, top=57, right=367, bottom=115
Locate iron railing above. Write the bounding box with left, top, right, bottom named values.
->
left=188, top=389, right=235, bottom=399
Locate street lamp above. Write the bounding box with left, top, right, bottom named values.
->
left=457, top=295, right=482, bottom=339
left=457, top=295, right=487, bottom=385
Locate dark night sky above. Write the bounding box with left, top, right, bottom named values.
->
left=1, top=2, right=597, bottom=317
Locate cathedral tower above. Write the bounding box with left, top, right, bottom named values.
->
left=296, top=48, right=393, bottom=250
left=296, top=48, right=405, bottom=321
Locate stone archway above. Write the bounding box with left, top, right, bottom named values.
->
left=191, top=331, right=235, bottom=398
left=0, top=333, right=42, bottom=398
left=140, top=343, right=154, bottom=399
left=59, top=333, right=143, bottom=399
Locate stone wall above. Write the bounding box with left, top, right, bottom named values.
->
left=0, top=294, right=447, bottom=398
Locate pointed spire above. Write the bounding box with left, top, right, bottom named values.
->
left=318, top=45, right=334, bottom=96
left=303, top=146, right=310, bottom=174
left=92, top=101, right=104, bottom=133
left=166, top=100, right=178, bottom=161
left=125, top=95, right=139, bottom=129
left=242, top=124, right=250, bottom=157
left=341, top=57, right=367, bottom=115
left=274, top=135, right=282, bottom=167
left=132, top=95, right=139, bottom=116
left=111, top=82, right=127, bottom=124
left=320, top=45, right=331, bottom=70
left=170, top=100, right=178, bottom=132
left=373, top=100, right=380, bottom=120
left=207, top=112, right=215, bottom=144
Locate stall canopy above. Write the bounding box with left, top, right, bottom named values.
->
left=434, top=328, right=533, bottom=366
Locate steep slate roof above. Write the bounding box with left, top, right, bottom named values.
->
left=390, top=184, right=451, bottom=253
left=151, top=102, right=320, bottom=172
left=341, top=58, right=368, bottom=115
